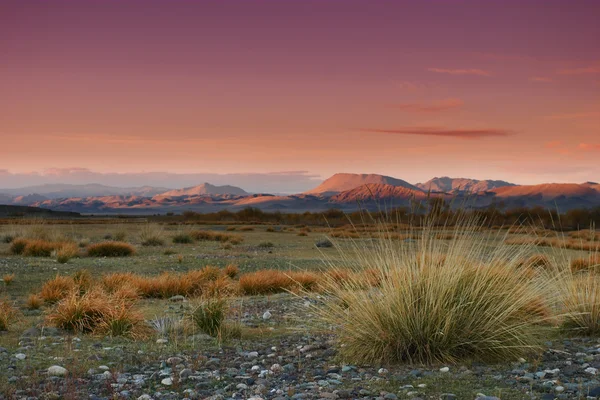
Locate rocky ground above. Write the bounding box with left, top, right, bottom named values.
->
left=1, top=294, right=600, bottom=400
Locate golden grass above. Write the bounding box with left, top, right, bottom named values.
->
left=139, top=223, right=165, bottom=246
left=505, top=236, right=599, bottom=252
left=9, top=238, right=75, bottom=257
left=56, top=242, right=79, bottom=263
left=26, top=294, right=43, bottom=310
left=0, top=298, right=19, bottom=331
left=238, top=270, right=320, bottom=295
left=87, top=241, right=136, bottom=257
left=2, top=273, right=15, bottom=286
left=40, top=275, right=77, bottom=303
left=189, top=230, right=243, bottom=244
left=570, top=255, right=600, bottom=273
left=315, top=218, right=558, bottom=364
left=561, top=272, right=600, bottom=335
left=223, top=264, right=239, bottom=279
left=46, top=287, right=148, bottom=338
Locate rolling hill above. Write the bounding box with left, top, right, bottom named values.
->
left=304, top=173, right=420, bottom=195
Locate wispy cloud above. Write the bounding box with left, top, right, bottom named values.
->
left=544, top=140, right=563, bottom=148
left=558, top=65, right=600, bottom=75
left=360, top=127, right=510, bottom=139
left=427, top=68, right=492, bottom=77
left=579, top=143, right=600, bottom=151
left=530, top=76, right=553, bottom=83
left=544, top=111, right=600, bottom=120
left=392, top=98, right=464, bottom=113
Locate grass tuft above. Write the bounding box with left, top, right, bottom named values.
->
left=87, top=241, right=136, bottom=257
left=0, top=299, right=19, bottom=331
left=190, top=298, right=226, bottom=337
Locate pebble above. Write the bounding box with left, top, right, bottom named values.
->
left=47, top=366, right=68, bottom=377
left=439, top=367, right=450, bottom=373
left=14, top=353, right=26, bottom=360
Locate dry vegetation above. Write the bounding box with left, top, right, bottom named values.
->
left=86, top=241, right=136, bottom=257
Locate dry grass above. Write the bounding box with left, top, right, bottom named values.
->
left=87, top=241, right=136, bottom=257
left=55, top=242, right=79, bottom=263
left=172, top=233, right=194, bottom=244
left=40, top=275, right=77, bottom=303
left=561, top=272, right=600, bottom=335
left=46, top=287, right=148, bottom=338
left=189, top=230, right=243, bottom=244
left=223, top=264, right=239, bottom=279
left=238, top=226, right=254, bottom=232
left=2, top=273, right=15, bottom=286
left=9, top=238, right=75, bottom=257
left=9, top=238, right=28, bottom=255
left=0, top=298, right=19, bottom=331
left=570, top=255, right=600, bottom=273
left=506, top=235, right=599, bottom=252
left=238, top=269, right=320, bottom=295
left=139, top=223, right=165, bottom=246
left=26, top=294, right=43, bottom=310
left=315, top=218, right=557, bottom=364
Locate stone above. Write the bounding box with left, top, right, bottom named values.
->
left=47, top=366, right=68, bottom=377
left=262, top=310, right=272, bottom=320
left=161, top=377, right=173, bottom=385
left=439, top=367, right=450, bottom=373
left=14, top=353, right=26, bottom=360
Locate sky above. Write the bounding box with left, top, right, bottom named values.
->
left=1, top=0, right=599, bottom=192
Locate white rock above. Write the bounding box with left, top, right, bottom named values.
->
left=417, top=384, right=427, bottom=388
left=378, top=368, right=389, bottom=375
left=99, top=365, right=110, bottom=371
left=137, top=395, right=153, bottom=400
left=262, top=310, right=272, bottom=320
left=14, top=353, right=26, bottom=360
left=439, top=367, right=450, bottom=373
left=270, top=364, right=282, bottom=372
left=48, top=365, right=68, bottom=377
left=246, top=351, right=259, bottom=359
left=585, top=367, right=598, bottom=375
left=236, top=383, right=248, bottom=390
left=156, top=339, right=168, bottom=344
left=555, top=386, right=565, bottom=393
left=161, top=377, right=173, bottom=385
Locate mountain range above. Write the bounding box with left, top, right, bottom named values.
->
left=0, top=174, right=599, bottom=214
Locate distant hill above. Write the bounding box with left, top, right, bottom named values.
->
left=304, top=173, right=420, bottom=195
left=0, top=204, right=80, bottom=217
left=154, top=183, right=248, bottom=199
left=0, top=183, right=170, bottom=199
left=416, top=177, right=515, bottom=192
left=330, top=183, right=430, bottom=204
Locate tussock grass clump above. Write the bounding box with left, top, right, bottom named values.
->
left=571, top=255, right=600, bottom=273
left=223, top=264, right=239, bottom=279
left=47, top=288, right=148, bottom=338
left=238, top=270, right=319, bottom=295
left=172, top=233, right=194, bottom=244
left=56, top=243, right=79, bottom=263
left=0, top=299, right=19, bottom=331
left=3, top=273, right=15, bottom=286
left=561, top=272, right=600, bottom=335
left=40, top=276, right=77, bottom=303
left=139, top=223, right=165, bottom=246
left=190, top=298, right=226, bottom=337
left=26, top=294, right=43, bottom=310
left=9, top=238, right=28, bottom=255
left=257, top=241, right=274, bottom=248
left=190, top=230, right=243, bottom=244
left=87, top=241, right=136, bottom=257
left=238, top=226, right=254, bottom=232
left=315, top=218, right=557, bottom=364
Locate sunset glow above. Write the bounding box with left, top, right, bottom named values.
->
left=1, top=0, right=599, bottom=191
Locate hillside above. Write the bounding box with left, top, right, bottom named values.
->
left=154, top=183, right=248, bottom=199
left=330, top=183, right=430, bottom=204
left=417, top=177, right=515, bottom=192
left=304, top=173, right=420, bottom=195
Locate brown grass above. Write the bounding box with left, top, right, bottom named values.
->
left=2, top=273, right=15, bottom=286
left=56, top=242, right=79, bottom=263
left=223, top=264, right=239, bottom=279
left=87, top=241, right=136, bottom=257
left=40, top=276, right=77, bottom=303
left=26, top=294, right=43, bottom=310
left=190, top=230, right=243, bottom=244
left=571, top=255, right=600, bottom=273
left=238, top=269, right=320, bottom=295
left=0, top=298, right=19, bottom=331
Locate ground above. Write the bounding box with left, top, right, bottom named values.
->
left=0, top=220, right=598, bottom=400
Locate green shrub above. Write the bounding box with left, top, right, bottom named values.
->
left=190, top=298, right=226, bottom=337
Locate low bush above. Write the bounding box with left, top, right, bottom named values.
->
left=87, top=241, right=136, bottom=257
left=3, top=273, right=15, bottom=286
left=190, top=230, right=243, bottom=244
left=56, top=243, right=79, bottom=263
left=9, top=238, right=29, bottom=255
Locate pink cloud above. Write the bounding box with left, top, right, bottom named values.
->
left=427, top=68, right=492, bottom=77
left=579, top=143, right=600, bottom=151
left=530, top=76, right=553, bottom=83
left=360, top=126, right=510, bottom=139
left=392, top=98, right=464, bottom=113
left=544, top=111, right=600, bottom=120
left=558, top=65, right=600, bottom=75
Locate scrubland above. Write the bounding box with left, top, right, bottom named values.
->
left=0, top=215, right=599, bottom=399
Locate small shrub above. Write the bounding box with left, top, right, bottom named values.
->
left=226, top=226, right=236, bottom=231
left=9, top=238, right=29, bottom=255
left=177, top=254, right=184, bottom=263
left=3, top=273, right=15, bottom=286
left=78, top=238, right=90, bottom=248
left=113, top=228, right=127, bottom=242
left=163, top=249, right=176, bottom=255
left=40, top=276, right=76, bottom=303
left=56, top=243, right=79, bottom=263
left=0, top=299, right=19, bottom=331
left=190, top=298, right=226, bottom=337
left=139, top=223, right=165, bottom=246
left=172, top=233, right=193, bottom=244
left=315, top=239, right=334, bottom=248
left=87, top=241, right=136, bottom=257
left=23, top=239, right=61, bottom=257
left=223, top=264, right=239, bottom=279
left=239, top=226, right=254, bottom=232
left=257, top=241, right=274, bottom=248
left=2, top=234, right=15, bottom=243
left=190, top=230, right=242, bottom=244
left=26, top=294, right=43, bottom=310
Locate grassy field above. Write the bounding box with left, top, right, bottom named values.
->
left=0, top=218, right=599, bottom=399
